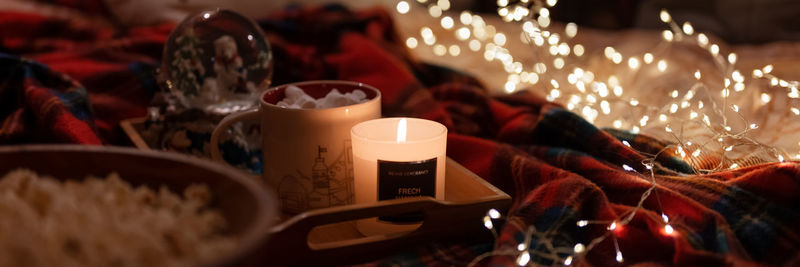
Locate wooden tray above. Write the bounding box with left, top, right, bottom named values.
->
left=121, top=118, right=511, bottom=265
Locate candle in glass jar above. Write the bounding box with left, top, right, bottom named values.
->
left=351, top=117, right=447, bottom=235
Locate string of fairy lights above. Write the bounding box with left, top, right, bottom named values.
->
left=393, top=0, right=800, bottom=265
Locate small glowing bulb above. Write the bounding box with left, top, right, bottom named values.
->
left=734, top=82, right=745, bottom=91
left=437, top=0, right=450, bottom=10
left=692, top=149, right=701, bottom=157
left=671, top=90, right=679, bottom=98
left=440, top=16, right=454, bottom=29
left=732, top=105, right=739, bottom=112
left=623, top=164, right=634, bottom=171
left=448, top=45, right=461, bottom=56
left=428, top=5, right=442, bottom=17
left=761, top=93, right=772, bottom=103
left=573, top=243, right=586, bottom=253
left=694, top=70, right=701, bottom=79
left=456, top=27, right=470, bottom=40
left=664, top=224, right=674, bottom=235
left=779, top=155, right=785, bottom=162
left=728, top=53, right=737, bottom=64
left=659, top=9, right=671, bottom=23
left=554, top=57, right=565, bottom=69
left=792, top=107, right=800, bottom=115
left=396, top=1, right=410, bottom=14
left=643, top=53, right=654, bottom=64
left=670, top=103, right=678, bottom=113
left=690, top=111, right=698, bottom=119
left=504, top=81, right=516, bottom=93
left=517, top=251, right=530, bottom=266
left=749, top=123, right=758, bottom=129
left=565, top=22, right=578, bottom=38
left=710, top=44, right=719, bottom=56
left=613, top=120, right=623, bottom=128
left=488, top=208, right=501, bottom=219
left=494, top=33, right=507, bottom=45
left=612, top=53, right=623, bottom=64
left=460, top=11, right=472, bottom=25
left=622, top=140, right=631, bottom=147
left=433, top=44, right=447, bottom=56
left=517, top=243, right=527, bottom=251
left=763, top=64, right=774, bottom=73
left=421, top=27, right=434, bottom=38
left=616, top=251, right=624, bottom=263
left=662, top=30, right=674, bottom=42
left=406, top=37, right=418, bottom=48
left=628, top=57, right=640, bottom=69
left=608, top=221, right=618, bottom=230
left=469, top=40, right=481, bottom=51
left=698, top=33, right=709, bottom=46
left=546, top=0, right=558, bottom=6
left=538, top=15, right=550, bottom=28
left=483, top=216, right=493, bottom=229
left=604, top=47, right=615, bottom=58
left=539, top=7, right=550, bottom=18
left=657, top=60, right=668, bottom=72
left=682, top=22, right=694, bottom=35
left=577, top=220, right=589, bottom=227
left=661, top=213, right=669, bottom=223
left=558, top=43, right=570, bottom=56
left=730, top=163, right=740, bottom=169
left=574, top=44, right=585, bottom=56
left=659, top=114, right=667, bottom=122
left=665, top=126, right=673, bottom=132
left=564, top=256, right=573, bottom=266
left=732, top=70, right=744, bottom=82
left=725, top=146, right=734, bottom=151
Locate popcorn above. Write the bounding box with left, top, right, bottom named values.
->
left=277, top=85, right=368, bottom=109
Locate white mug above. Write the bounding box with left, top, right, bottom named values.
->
left=210, top=80, right=381, bottom=213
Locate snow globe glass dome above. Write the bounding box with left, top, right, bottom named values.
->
left=160, top=8, right=273, bottom=115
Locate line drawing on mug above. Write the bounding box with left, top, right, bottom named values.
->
left=277, top=141, right=355, bottom=213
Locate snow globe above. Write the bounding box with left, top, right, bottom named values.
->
left=145, top=9, right=271, bottom=172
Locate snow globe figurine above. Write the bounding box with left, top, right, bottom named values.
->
left=145, top=9, right=271, bottom=173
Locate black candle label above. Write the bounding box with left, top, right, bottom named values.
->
left=377, top=158, right=436, bottom=223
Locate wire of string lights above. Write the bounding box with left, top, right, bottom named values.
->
left=394, top=0, right=800, bottom=265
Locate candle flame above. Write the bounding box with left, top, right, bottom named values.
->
left=397, top=118, right=407, bottom=143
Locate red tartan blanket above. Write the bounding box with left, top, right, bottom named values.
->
left=2, top=3, right=799, bottom=266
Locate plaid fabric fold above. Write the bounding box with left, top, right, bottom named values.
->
left=1, top=3, right=799, bottom=266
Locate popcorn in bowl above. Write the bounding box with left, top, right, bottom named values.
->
left=0, top=169, right=236, bottom=267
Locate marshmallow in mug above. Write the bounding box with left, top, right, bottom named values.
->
left=276, top=85, right=368, bottom=109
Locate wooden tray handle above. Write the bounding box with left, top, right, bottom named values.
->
left=261, top=196, right=502, bottom=265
